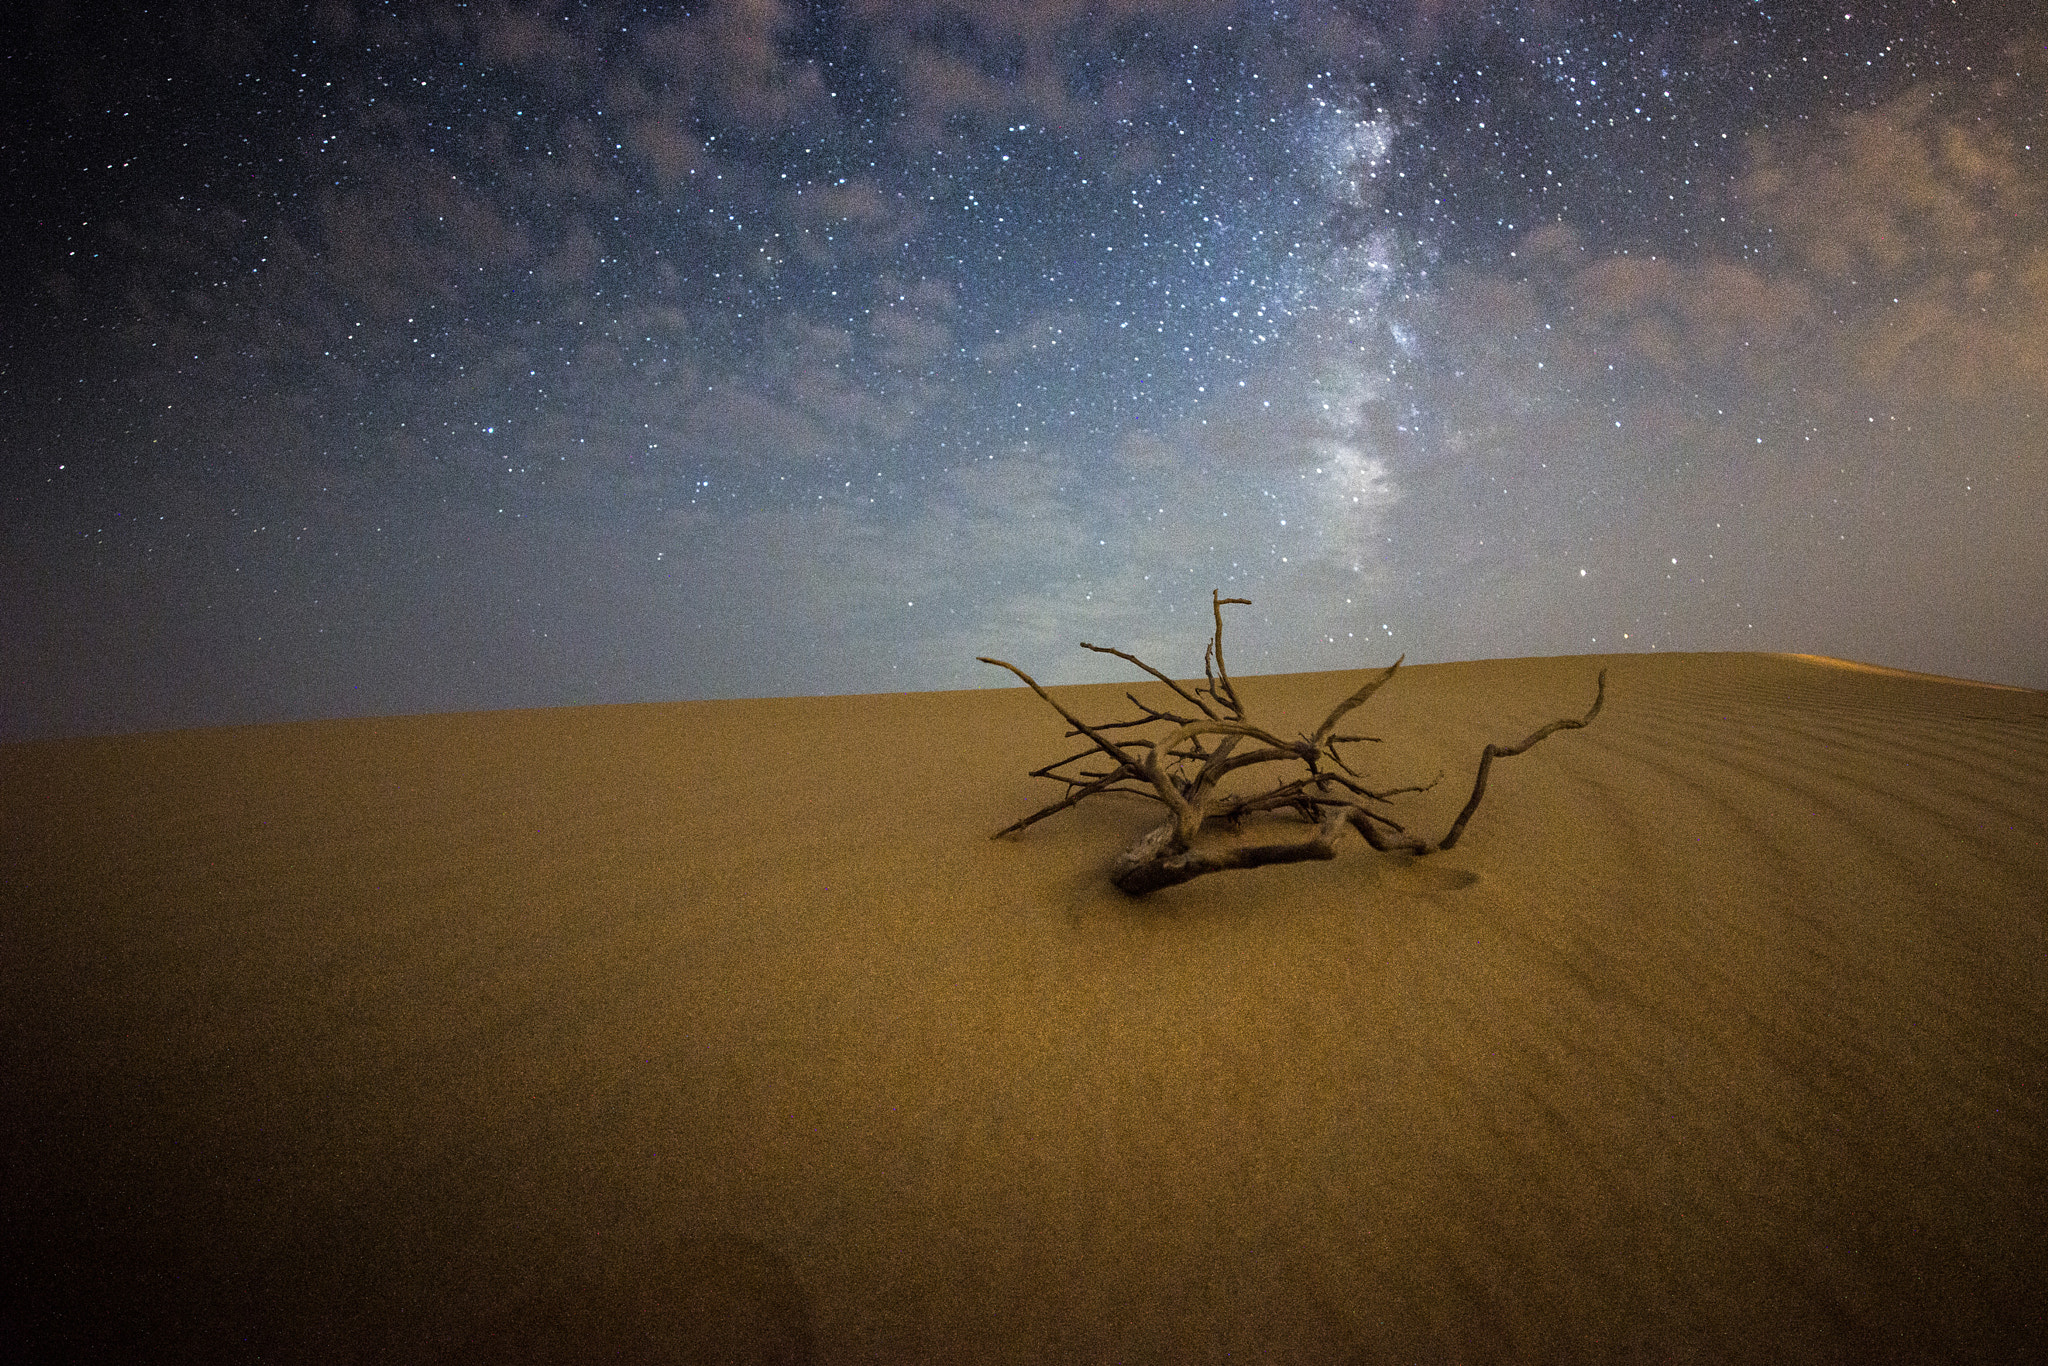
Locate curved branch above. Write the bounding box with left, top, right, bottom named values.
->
left=1307, top=656, right=1404, bottom=749
left=1077, top=643, right=1220, bottom=719
left=1436, top=669, right=1607, bottom=851
left=979, top=656, right=1143, bottom=771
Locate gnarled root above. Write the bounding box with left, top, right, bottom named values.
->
left=1110, top=812, right=1350, bottom=895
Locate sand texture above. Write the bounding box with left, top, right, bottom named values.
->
left=4, top=651, right=2046, bottom=1361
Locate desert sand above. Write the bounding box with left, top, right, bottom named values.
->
left=4, top=650, right=2045, bottom=1362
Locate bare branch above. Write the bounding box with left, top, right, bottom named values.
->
left=982, top=599, right=1604, bottom=895
left=1437, top=670, right=1607, bottom=851
left=1307, top=656, right=1404, bottom=749
left=991, top=771, right=1163, bottom=839
left=1311, top=767, right=1445, bottom=805
left=1077, top=642, right=1219, bottom=719
left=1028, top=747, right=1111, bottom=779
left=1323, top=735, right=1383, bottom=780
left=1085, top=714, right=1183, bottom=733
left=978, top=655, right=1143, bottom=771
left=1121, top=692, right=1202, bottom=727
left=1207, top=592, right=1251, bottom=718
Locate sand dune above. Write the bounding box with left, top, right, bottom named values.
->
left=4, top=651, right=2045, bottom=1362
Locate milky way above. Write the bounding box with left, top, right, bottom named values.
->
left=4, top=2, right=2044, bottom=739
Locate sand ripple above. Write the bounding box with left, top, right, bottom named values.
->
left=4, top=652, right=2043, bottom=1361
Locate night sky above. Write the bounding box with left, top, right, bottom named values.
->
left=5, top=2, right=2044, bottom=741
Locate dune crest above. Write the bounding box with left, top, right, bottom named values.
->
left=1776, top=651, right=2043, bottom=691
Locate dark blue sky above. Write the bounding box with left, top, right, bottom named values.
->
left=5, top=1, right=2044, bottom=739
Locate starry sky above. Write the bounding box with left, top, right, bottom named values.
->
left=4, top=1, right=2044, bottom=740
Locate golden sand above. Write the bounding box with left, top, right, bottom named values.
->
left=4, top=652, right=2044, bottom=1361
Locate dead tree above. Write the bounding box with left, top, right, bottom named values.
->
left=980, top=592, right=1605, bottom=895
